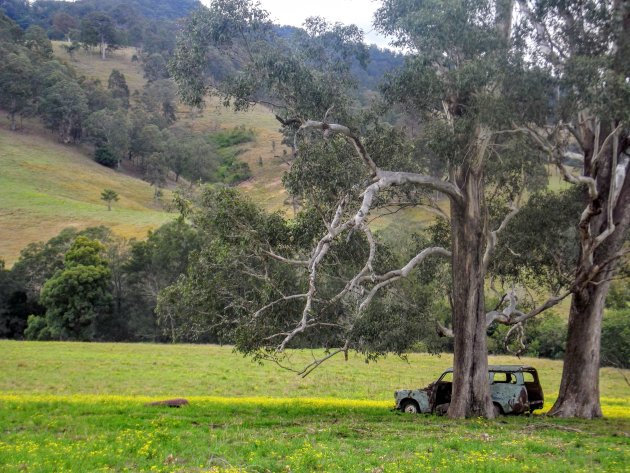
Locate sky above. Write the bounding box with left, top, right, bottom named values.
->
left=200, top=0, right=393, bottom=49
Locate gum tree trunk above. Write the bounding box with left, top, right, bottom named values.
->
left=448, top=163, right=494, bottom=419
left=550, top=167, right=630, bottom=418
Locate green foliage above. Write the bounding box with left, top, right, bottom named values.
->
left=80, top=12, right=120, bottom=54
left=39, top=75, right=89, bottom=143
left=209, top=126, right=254, bottom=148
left=601, top=309, right=630, bottom=369
left=142, top=53, right=169, bottom=82
left=124, top=220, right=200, bottom=341
left=31, top=236, right=112, bottom=341
left=107, top=69, right=130, bottom=108
left=93, top=146, right=118, bottom=167
left=23, top=315, right=50, bottom=340
left=140, top=78, right=177, bottom=126
left=491, top=187, right=586, bottom=292
left=23, top=25, right=52, bottom=59
left=606, top=280, right=630, bottom=311
left=488, top=312, right=567, bottom=360
left=0, top=47, right=34, bottom=129
left=100, top=189, right=119, bottom=210
left=86, top=109, right=130, bottom=161
left=0, top=260, right=38, bottom=339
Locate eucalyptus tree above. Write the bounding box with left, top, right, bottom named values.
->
left=503, top=0, right=630, bottom=418
left=0, top=48, right=34, bottom=131
left=80, top=12, right=119, bottom=60
left=170, top=0, right=555, bottom=418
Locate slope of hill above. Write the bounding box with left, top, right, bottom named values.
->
left=0, top=123, right=173, bottom=265
left=54, top=42, right=292, bottom=210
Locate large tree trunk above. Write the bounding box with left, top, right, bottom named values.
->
left=548, top=284, right=606, bottom=418
left=448, top=165, right=495, bottom=418
left=550, top=132, right=630, bottom=418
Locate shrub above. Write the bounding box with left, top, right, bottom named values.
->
left=94, top=147, right=118, bottom=167
left=24, top=315, right=51, bottom=340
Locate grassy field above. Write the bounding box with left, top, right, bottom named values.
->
left=0, top=125, right=174, bottom=265
left=1, top=341, right=628, bottom=472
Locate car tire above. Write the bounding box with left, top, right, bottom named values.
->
left=400, top=399, right=419, bottom=414
left=493, top=403, right=503, bottom=417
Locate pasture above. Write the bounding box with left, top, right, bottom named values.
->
left=0, top=126, right=174, bottom=266
left=1, top=342, right=628, bottom=472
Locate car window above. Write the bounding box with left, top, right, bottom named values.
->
left=523, top=371, right=535, bottom=383
left=439, top=372, right=453, bottom=382
left=492, top=372, right=517, bottom=384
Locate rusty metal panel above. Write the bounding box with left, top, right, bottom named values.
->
left=490, top=372, right=528, bottom=414
left=394, top=389, right=431, bottom=413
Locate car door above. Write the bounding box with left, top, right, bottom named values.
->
left=489, top=371, right=528, bottom=414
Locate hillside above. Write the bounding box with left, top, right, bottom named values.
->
left=0, top=123, right=173, bottom=265
left=53, top=42, right=293, bottom=210
left=0, top=43, right=291, bottom=264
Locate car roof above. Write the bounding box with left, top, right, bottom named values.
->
left=441, top=365, right=537, bottom=373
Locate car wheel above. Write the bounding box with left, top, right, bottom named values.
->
left=493, top=403, right=502, bottom=417
left=401, top=400, right=419, bottom=414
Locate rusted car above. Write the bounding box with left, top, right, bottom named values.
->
left=395, top=365, right=544, bottom=415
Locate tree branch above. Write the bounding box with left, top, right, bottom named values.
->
left=482, top=197, right=521, bottom=272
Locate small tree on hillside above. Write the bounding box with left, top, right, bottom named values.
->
left=101, top=189, right=119, bottom=211
left=107, top=69, right=130, bottom=108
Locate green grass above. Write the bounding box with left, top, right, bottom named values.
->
left=0, top=341, right=628, bottom=472
left=0, top=126, right=174, bottom=265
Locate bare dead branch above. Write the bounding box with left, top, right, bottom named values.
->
left=252, top=294, right=309, bottom=320
left=299, top=120, right=379, bottom=176
left=482, top=197, right=521, bottom=272
left=359, top=247, right=451, bottom=312
left=262, top=250, right=309, bottom=266
left=437, top=321, right=454, bottom=338
left=297, top=341, right=350, bottom=378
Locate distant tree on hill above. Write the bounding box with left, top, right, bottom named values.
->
left=86, top=108, right=130, bottom=164
left=0, top=49, right=34, bottom=131
left=0, top=0, right=30, bottom=29
left=39, top=76, right=89, bottom=143
left=23, top=25, right=53, bottom=59
left=143, top=53, right=169, bottom=82
left=141, top=79, right=177, bottom=126
left=107, top=69, right=130, bottom=108
left=52, top=12, right=80, bottom=42
left=80, top=12, right=119, bottom=60
left=62, top=41, right=81, bottom=59
left=101, top=189, right=119, bottom=211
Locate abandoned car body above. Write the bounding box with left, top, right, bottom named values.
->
left=395, top=365, right=544, bottom=415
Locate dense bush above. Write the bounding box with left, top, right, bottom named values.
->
left=211, top=126, right=255, bottom=148
left=94, top=146, right=118, bottom=167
